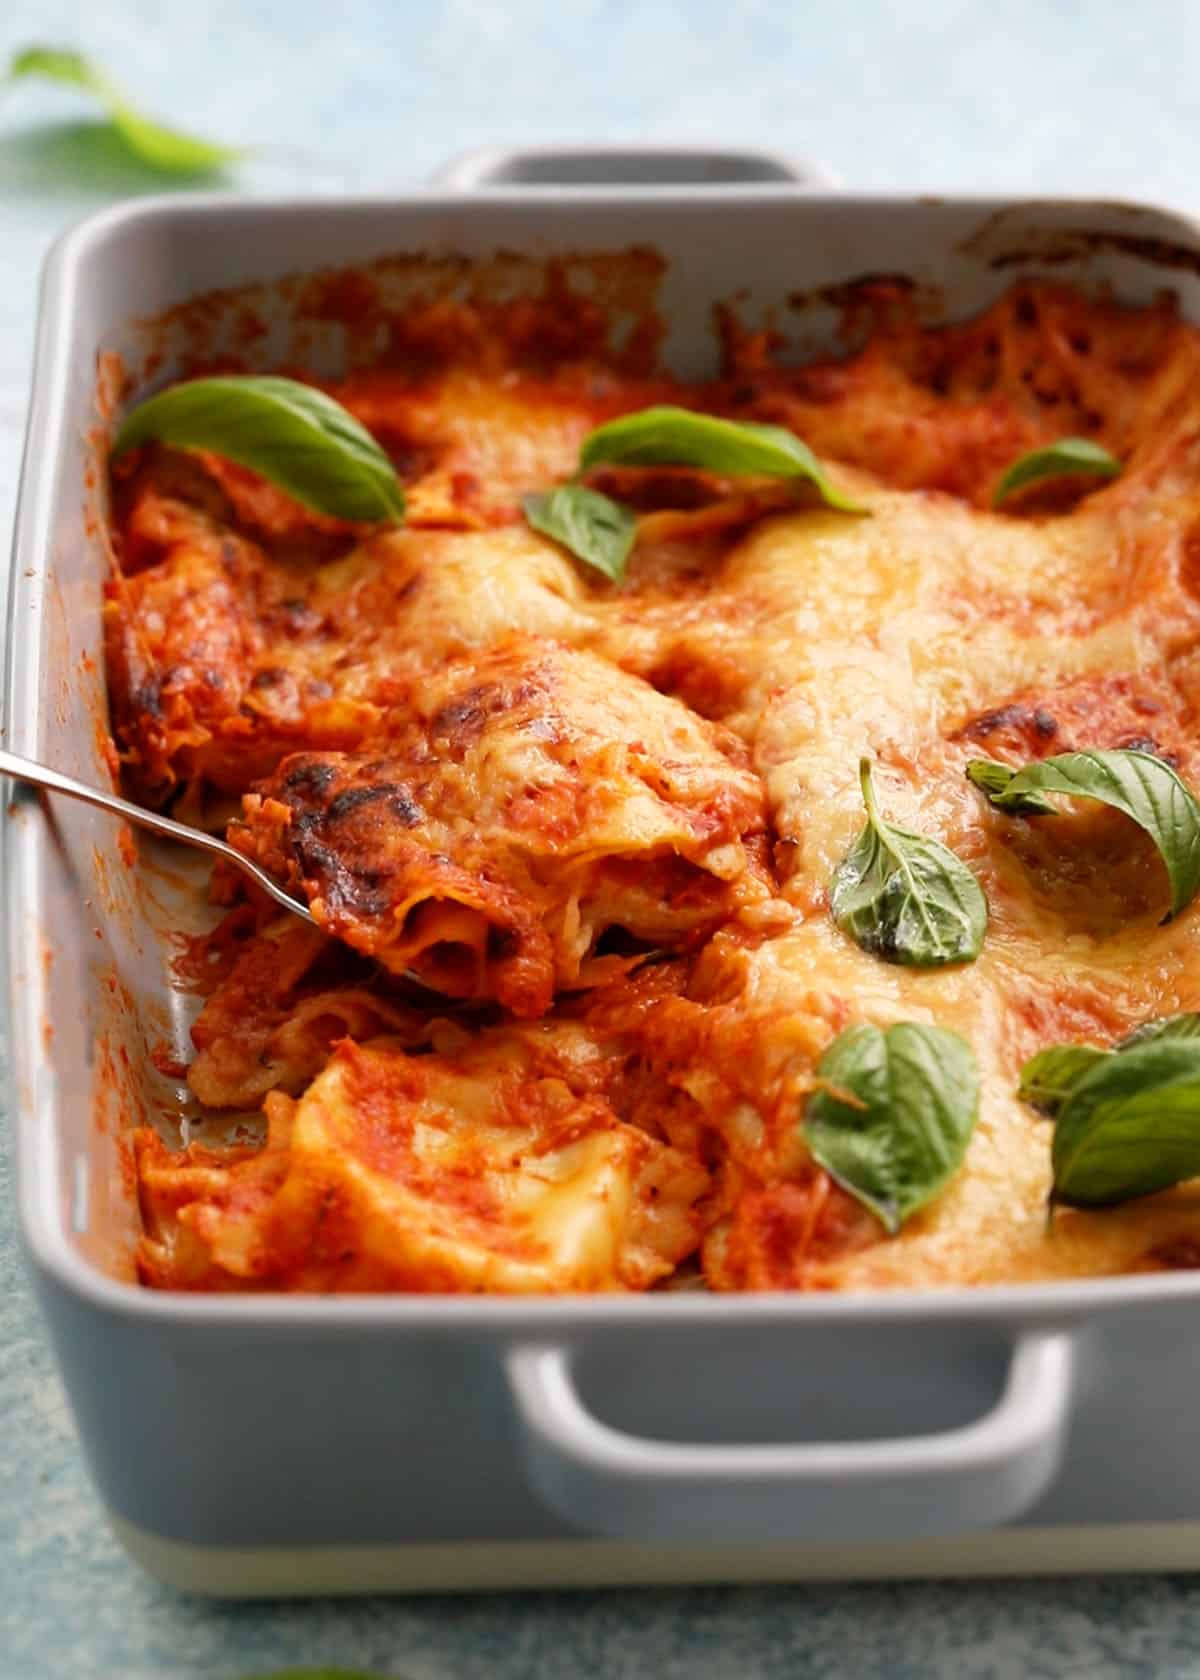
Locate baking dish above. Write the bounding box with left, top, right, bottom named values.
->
left=13, top=146, right=1200, bottom=1595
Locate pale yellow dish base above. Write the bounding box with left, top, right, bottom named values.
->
left=110, top=1516, right=1200, bottom=1597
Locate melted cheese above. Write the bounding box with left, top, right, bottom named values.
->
left=229, top=636, right=771, bottom=1015
left=138, top=1029, right=708, bottom=1292
left=120, top=277, right=1200, bottom=1293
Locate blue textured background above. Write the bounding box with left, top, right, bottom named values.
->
left=7, top=3, right=1200, bottom=1675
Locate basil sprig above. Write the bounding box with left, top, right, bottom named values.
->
left=522, top=485, right=636, bottom=583
left=831, top=759, right=987, bottom=967
left=1020, top=1012, right=1200, bottom=1119
left=967, top=748, right=1200, bottom=920
left=1018, top=1045, right=1109, bottom=1118
left=9, top=45, right=242, bottom=173
left=1050, top=1041, right=1200, bottom=1209
left=1018, top=1014, right=1200, bottom=1207
left=112, top=377, right=405, bottom=523
left=963, top=756, right=1054, bottom=815
left=993, top=436, right=1121, bottom=507
left=805, top=1022, right=980, bottom=1233
left=524, top=405, right=862, bottom=576
left=580, top=406, right=865, bottom=513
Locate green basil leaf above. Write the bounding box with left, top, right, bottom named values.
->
left=966, top=748, right=1200, bottom=920
left=992, top=436, right=1121, bottom=507
left=965, top=757, right=1055, bottom=815
left=240, top=1671, right=390, bottom=1679
left=831, top=759, right=987, bottom=966
left=1019, top=1015, right=1200, bottom=1121
left=112, top=377, right=405, bottom=524
left=1118, top=1012, right=1200, bottom=1050
left=1017, top=1044, right=1109, bottom=1117
left=578, top=405, right=866, bottom=513
left=805, top=1021, right=979, bottom=1233
left=522, top=485, right=636, bottom=582
left=1051, top=1038, right=1200, bottom=1208
left=240, top=1670, right=393, bottom=1679
left=9, top=45, right=242, bottom=173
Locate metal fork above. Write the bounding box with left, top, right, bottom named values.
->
left=0, top=747, right=318, bottom=927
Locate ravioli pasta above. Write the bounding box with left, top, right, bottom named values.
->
left=113, top=276, right=1200, bottom=1293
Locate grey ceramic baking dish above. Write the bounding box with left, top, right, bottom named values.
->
left=13, top=147, right=1200, bottom=1596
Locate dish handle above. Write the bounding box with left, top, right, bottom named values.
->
left=428, top=144, right=838, bottom=191
left=505, top=1328, right=1077, bottom=1543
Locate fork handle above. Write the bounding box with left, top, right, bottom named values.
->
left=0, top=747, right=317, bottom=926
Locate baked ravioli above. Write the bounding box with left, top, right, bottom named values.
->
left=112, top=273, right=1200, bottom=1293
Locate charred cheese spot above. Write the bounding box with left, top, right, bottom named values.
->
left=951, top=671, right=1190, bottom=772
left=230, top=636, right=772, bottom=1015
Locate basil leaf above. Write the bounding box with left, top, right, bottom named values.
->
left=579, top=406, right=866, bottom=513
left=1021, top=1016, right=1200, bottom=1206
left=241, top=1671, right=389, bottom=1679
left=112, top=377, right=405, bottom=524
left=993, top=436, right=1121, bottom=507
left=241, top=1670, right=391, bottom=1679
left=1019, top=1015, right=1200, bottom=1120
left=805, top=1022, right=979, bottom=1233
left=965, top=757, right=1055, bottom=815
left=9, top=45, right=242, bottom=173
left=522, top=485, right=636, bottom=582
left=1118, top=1012, right=1200, bottom=1050
left=1051, top=1038, right=1200, bottom=1208
left=966, top=748, right=1200, bottom=920
left=1018, top=1044, right=1108, bottom=1117
left=831, top=759, right=987, bottom=966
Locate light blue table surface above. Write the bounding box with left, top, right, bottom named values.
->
left=7, top=2, right=1200, bottom=1675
